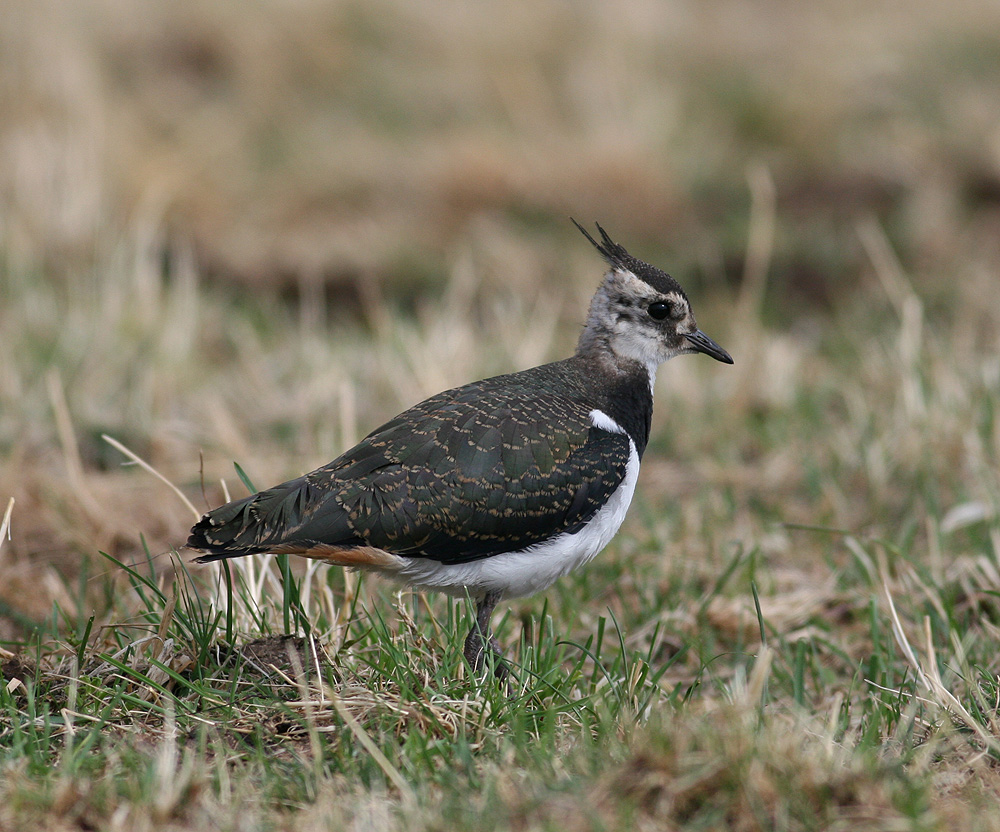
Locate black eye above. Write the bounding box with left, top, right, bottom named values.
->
left=647, top=301, right=672, bottom=320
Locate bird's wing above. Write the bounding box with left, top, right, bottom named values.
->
left=325, top=386, right=631, bottom=563
left=189, top=381, right=631, bottom=564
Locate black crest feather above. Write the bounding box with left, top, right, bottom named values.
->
left=571, top=219, right=631, bottom=271
left=571, top=219, right=685, bottom=298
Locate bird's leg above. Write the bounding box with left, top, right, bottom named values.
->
left=464, top=590, right=507, bottom=681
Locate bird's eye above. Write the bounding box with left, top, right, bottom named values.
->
left=647, top=301, right=672, bottom=320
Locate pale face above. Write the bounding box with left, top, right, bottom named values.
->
left=598, top=270, right=699, bottom=366
left=573, top=222, right=734, bottom=373
left=578, top=267, right=733, bottom=372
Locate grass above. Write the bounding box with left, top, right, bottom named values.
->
left=5, top=504, right=1000, bottom=830
left=4, top=0, right=1000, bottom=828
left=4, top=236, right=1000, bottom=831
left=5, top=367, right=1000, bottom=832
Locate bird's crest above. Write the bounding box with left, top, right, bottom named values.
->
left=571, top=219, right=685, bottom=298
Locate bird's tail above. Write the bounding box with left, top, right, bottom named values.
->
left=187, top=493, right=270, bottom=562
left=187, top=473, right=363, bottom=565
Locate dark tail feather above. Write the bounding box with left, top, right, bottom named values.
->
left=187, top=492, right=268, bottom=562
left=187, top=473, right=355, bottom=563
left=190, top=549, right=258, bottom=564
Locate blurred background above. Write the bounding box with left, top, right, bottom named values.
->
left=2, top=0, right=999, bottom=637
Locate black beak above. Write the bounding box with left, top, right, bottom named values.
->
left=685, top=330, right=734, bottom=364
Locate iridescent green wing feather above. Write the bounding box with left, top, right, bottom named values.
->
left=313, top=383, right=630, bottom=563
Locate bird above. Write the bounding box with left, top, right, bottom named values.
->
left=187, top=221, right=733, bottom=680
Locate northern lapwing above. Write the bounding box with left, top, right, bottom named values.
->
left=188, top=221, right=733, bottom=679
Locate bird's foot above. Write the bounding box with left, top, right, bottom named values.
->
left=463, top=627, right=509, bottom=683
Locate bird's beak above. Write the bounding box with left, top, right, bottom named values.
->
left=685, top=330, right=734, bottom=364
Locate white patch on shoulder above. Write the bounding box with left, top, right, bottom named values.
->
left=588, top=407, right=624, bottom=434
left=384, top=408, right=641, bottom=599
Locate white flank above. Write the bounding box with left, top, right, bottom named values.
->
left=389, top=408, right=640, bottom=599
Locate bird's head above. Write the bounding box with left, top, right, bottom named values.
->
left=573, top=220, right=733, bottom=374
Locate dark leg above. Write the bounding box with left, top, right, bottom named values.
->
left=463, top=590, right=507, bottom=681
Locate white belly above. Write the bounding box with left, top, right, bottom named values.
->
left=389, top=409, right=640, bottom=599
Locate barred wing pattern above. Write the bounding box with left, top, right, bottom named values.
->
left=189, top=378, right=630, bottom=565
